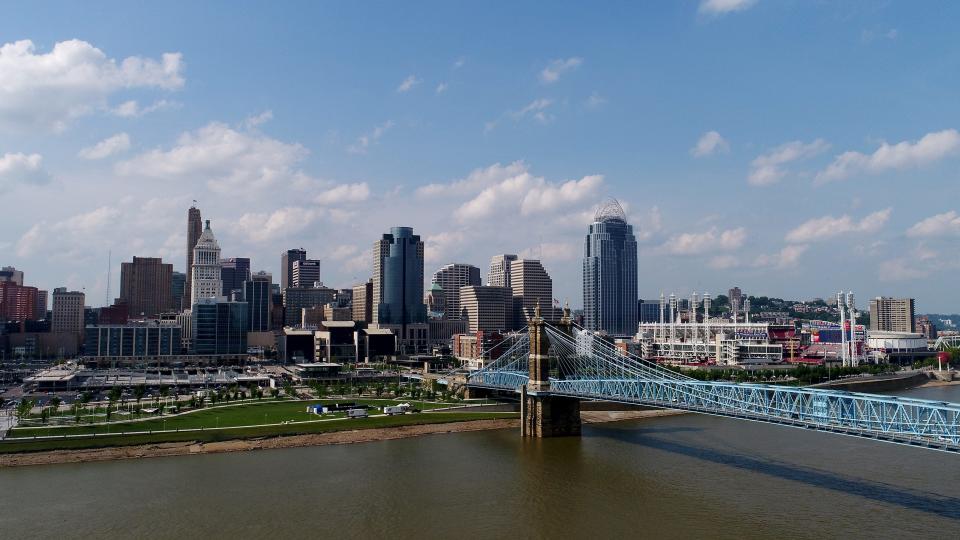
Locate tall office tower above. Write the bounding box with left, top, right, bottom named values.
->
left=280, top=248, right=307, bottom=290
left=0, top=282, right=38, bottom=322
left=728, top=287, right=743, bottom=316
left=372, top=226, right=428, bottom=352
left=510, top=259, right=552, bottom=317
left=35, top=289, right=47, bottom=320
left=869, top=297, right=916, bottom=333
left=170, top=272, right=186, bottom=311
left=282, top=285, right=336, bottom=327
left=352, top=279, right=373, bottom=323
left=582, top=200, right=639, bottom=336
left=52, top=287, right=85, bottom=339
left=184, top=205, right=203, bottom=309
left=220, top=257, right=251, bottom=297
left=639, top=300, right=661, bottom=324
left=487, top=254, right=517, bottom=288
left=291, top=259, right=321, bottom=288
left=459, top=285, right=514, bottom=333
left=431, top=263, right=481, bottom=319
left=191, top=298, right=249, bottom=355
left=190, top=220, right=223, bottom=306
left=0, top=266, right=24, bottom=286
left=243, top=271, right=273, bottom=332
left=119, top=256, right=173, bottom=318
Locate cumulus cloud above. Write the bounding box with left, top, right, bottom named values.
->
left=396, top=75, right=421, bottom=93
left=748, top=139, right=829, bottom=186
left=0, top=152, right=49, bottom=187
left=754, top=244, right=808, bottom=269
left=785, top=208, right=891, bottom=243
left=234, top=207, right=319, bottom=243
left=110, top=99, right=176, bottom=118
left=540, top=57, right=583, bottom=84
left=315, top=182, right=370, bottom=205
left=816, top=129, right=960, bottom=184
left=457, top=170, right=603, bottom=222
left=115, top=121, right=309, bottom=193
left=244, top=110, right=273, bottom=128
left=691, top=130, right=729, bottom=157
left=435, top=83, right=448, bottom=94
left=906, top=211, right=960, bottom=238
left=663, top=227, right=747, bottom=255
left=0, top=39, right=183, bottom=132
left=348, top=120, right=394, bottom=154
left=78, top=133, right=131, bottom=160
left=699, top=0, right=758, bottom=15
left=519, top=242, right=578, bottom=262
left=417, top=161, right=528, bottom=198
left=16, top=206, right=121, bottom=258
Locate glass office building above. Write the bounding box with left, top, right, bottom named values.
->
left=192, top=298, right=249, bottom=355
left=583, top=200, right=638, bottom=336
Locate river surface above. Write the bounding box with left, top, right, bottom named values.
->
left=2, top=386, right=960, bottom=539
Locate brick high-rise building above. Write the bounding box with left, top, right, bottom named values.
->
left=52, top=287, right=85, bottom=339
left=119, top=256, right=173, bottom=318
left=869, top=297, right=916, bottom=333
left=0, top=282, right=38, bottom=323
left=184, top=205, right=203, bottom=309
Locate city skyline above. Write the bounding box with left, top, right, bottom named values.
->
left=2, top=2, right=960, bottom=311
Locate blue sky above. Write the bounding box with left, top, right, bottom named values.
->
left=1, top=1, right=959, bottom=311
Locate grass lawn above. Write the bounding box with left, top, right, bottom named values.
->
left=7, top=398, right=455, bottom=438
left=0, top=411, right=519, bottom=454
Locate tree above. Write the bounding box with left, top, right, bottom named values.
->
left=16, top=399, right=33, bottom=421
left=374, top=383, right=385, bottom=397
left=271, top=388, right=280, bottom=399
left=283, top=382, right=294, bottom=398
left=133, top=385, right=146, bottom=406
left=48, top=396, right=62, bottom=413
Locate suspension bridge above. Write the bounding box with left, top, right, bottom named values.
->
left=465, top=305, right=960, bottom=453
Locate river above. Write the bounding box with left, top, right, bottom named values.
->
left=2, top=385, right=960, bottom=539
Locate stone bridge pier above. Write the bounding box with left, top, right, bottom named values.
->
left=520, top=304, right=581, bottom=437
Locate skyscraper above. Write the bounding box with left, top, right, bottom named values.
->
left=582, top=199, right=638, bottom=336
left=0, top=282, right=37, bottom=323
left=184, top=205, right=202, bottom=309
left=220, top=257, right=251, bottom=297
left=431, top=263, right=481, bottom=319
left=510, top=259, right=552, bottom=317
left=170, top=272, right=186, bottom=311
left=0, top=266, right=24, bottom=286
left=869, top=297, right=916, bottom=333
left=119, top=256, right=173, bottom=318
left=487, top=254, right=517, bottom=288
left=244, top=271, right=272, bottom=332
left=52, top=287, right=85, bottom=340
left=728, top=287, right=743, bottom=317
left=190, top=220, right=223, bottom=306
left=192, top=298, right=249, bottom=355
left=352, top=279, right=373, bottom=323
left=280, top=248, right=307, bottom=290
left=372, top=226, right=428, bottom=352
left=291, top=259, right=321, bottom=288
left=459, top=285, right=514, bottom=333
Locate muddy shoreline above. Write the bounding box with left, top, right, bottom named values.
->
left=0, top=410, right=685, bottom=468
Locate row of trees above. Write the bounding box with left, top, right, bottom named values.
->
left=677, top=362, right=898, bottom=385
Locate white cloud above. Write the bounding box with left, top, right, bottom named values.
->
left=417, top=161, right=528, bottom=198
left=457, top=170, right=603, bottom=222
left=691, top=130, right=730, bottom=157
left=540, top=57, right=583, bottom=84
left=585, top=91, right=606, bottom=109
left=878, top=258, right=929, bottom=282
left=663, top=227, right=747, bottom=255
left=748, top=139, right=829, bottom=186
left=906, top=211, right=960, bottom=238
left=0, top=39, right=183, bottom=132
left=115, top=121, right=309, bottom=193
left=486, top=99, right=556, bottom=132
left=708, top=255, right=741, bottom=270
left=424, top=231, right=468, bottom=265
left=435, top=82, right=448, bottom=94
left=110, top=99, right=176, bottom=118
left=244, top=110, right=273, bottom=128
left=519, top=242, right=578, bottom=262
left=396, top=75, right=421, bottom=93
left=234, top=207, right=319, bottom=243
left=348, top=120, right=394, bottom=154
left=754, top=244, right=808, bottom=269
left=315, top=183, right=370, bottom=205
left=0, top=152, right=49, bottom=187
left=699, top=0, right=758, bottom=15
left=453, top=57, right=465, bottom=69
left=16, top=206, right=121, bottom=258
left=816, top=129, right=960, bottom=184
left=785, top=208, right=891, bottom=243
left=78, top=133, right=131, bottom=160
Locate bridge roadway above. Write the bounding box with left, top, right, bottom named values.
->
left=464, top=319, right=960, bottom=453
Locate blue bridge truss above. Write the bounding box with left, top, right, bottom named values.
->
left=467, top=324, right=960, bottom=453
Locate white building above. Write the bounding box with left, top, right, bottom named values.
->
left=190, top=220, right=223, bottom=306
left=636, top=321, right=782, bottom=366
left=487, top=254, right=517, bottom=288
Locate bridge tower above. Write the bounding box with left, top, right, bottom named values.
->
left=520, top=302, right=582, bottom=437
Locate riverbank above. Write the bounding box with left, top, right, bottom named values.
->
left=0, top=409, right=686, bottom=468
left=917, top=378, right=960, bottom=388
